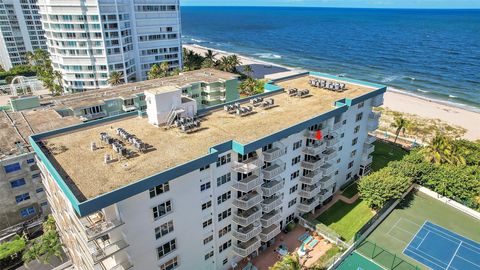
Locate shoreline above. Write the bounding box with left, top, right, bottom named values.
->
left=184, top=43, right=480, bottom=140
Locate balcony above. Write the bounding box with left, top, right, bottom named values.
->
left=319, top=175, right=335, bottom=189
left=332, top=122, right=343, bottom=131
left=299, top=170, right=322, bottom=185
left=298, top=184, right=321, bottom=199
left=304, top=127, right=329, bottom=139
left=260, top=210, right=281, bottom=228
left=320, top=163, right=335, bottom=177
left=79, top=111, right=107, bottom=121
left=232, top=174, right=262, bottom=193
left=367, top=112, right=380, bottom=131
left=261, top=195, right=282, bottom=213
left=203, top=86, right=225, bottom=93
left=232, top=206, right=262, bottom=226
left=263, top=145, right=286, bottom=162
left=109, top=259, right=134, bottom=270
left=232, top=156, right=263, bottom=174
left=322, top=148, right=337, bottom=163
left=263, top=162, right=285, bottom=180
left=372, top=95, right=384, bottom=107
left=232, top=237, right=261, bottom=258
left=297, top=197, right=319, bottom=213
left=302, top=142, right=327, bottom=156
left=301, top=158, right=323, bottom=171
left=122, top=104, right=136, bottom=112
left=326, top=135, right=340, bottom=148
left=232, top=223, right=262, bottom=242
left=233, top=191, right=262, bottom=210
left=319, top=189, right=334, bottom=202
left=363, top=143, right=375, bottom=155
left=91, top=239, right=129, bottom=263
left=81, top=214, right=124, bottom=240
left=361, top=154, right=373, bottom=166
left=259, top=224, right=281, bottom=243
left=366, top=135, right=377, bottom=144
left=261, top=179, right=284, bottom=197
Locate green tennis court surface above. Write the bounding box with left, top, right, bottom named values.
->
left=337, top=252, right=385, bottom=270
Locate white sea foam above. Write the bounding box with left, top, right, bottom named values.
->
left=253, top=53, right=282, bottom=59
left=449, top=95, right=457, bottom=98
left=381, top=75, right=401, bottom=83
left=417, top=89, right=429, bottom=93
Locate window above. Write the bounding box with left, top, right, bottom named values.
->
left=203, top=235, right=213, bottom=245
left=355, top=112, right=363, bottom=122
left=290, top=170, right=300, bottom=180
left=15, top=193, right=30, bottom=203
left=358, top=102, right=364, bottom=108
left=351, top=150, right=357, bottom=158
left=26, top=158, right=35, bottom=164
left=342, top=119, right=347, bottom=125
left=20, top=207, right=35, bottom=217
left=293, top=140, right=302, bottom=150
left=153, top=200, right=172, bottom=220
left=340, top=133, right=345, bottom=138
left=289, top=184, right=298, bottom=194
left=223, top=258, right=228, bottom=265
left=205, top=250, right=214, bottom=260
left=199, top=164, right=210, bottom=171
left=32, top=173, right=40, bottom=178
left=346, top=172, right=352, bottom=180
left=352, top=138, right=358, bottom=146
left=288, top=198, right=297, bottom=208
left=203, top=218, right=212, bottom=228
left=218, top=208, right=231, bottom=222
left=354, top=125, right=360, bottom=133
left=36, top=187, right=44, bottom=193
left=219, top=224, right=231, bottom=238
left=155, top=220, right=174, bottom=239
left=337, top=158, right=341, bottom=164
left=149, top=182, right=170, bottom=198
left=201, top=201, right=212, bottom=211
left=338, top=146, right=343, bottom=151
left=219, top=240, right=231, bottom=253
left=291, top=155, right=301, bottom=166
left=160, top=256, right=179, bottom=270
left=4, top=163, right=21, bottom=173
left=200, top=182, right=211, bottom=192
left=217, top=191, right=231, bottom=205
left=40, top=201, right=48, bottom=207
left=216, top=153, right=231, bottom=167
left=348, top=161, right=354, bottom=169
left=157, top=239, right=176, bottom=259
left=10, top=178, right=26, bottom=188
left=216, top=173, right=231, bottom=187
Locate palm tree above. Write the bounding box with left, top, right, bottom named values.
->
left=159, top=61, right=170, bottom=77
left=422, top=134, right=465, bottom=166
left=228, top=54, right=242, bottom=73
left=270, top=254, right=309, bottom=270
left=108, top=71, right=124, bottom=86
left=390, top=116, right=410, bottom=143
left=243, top=65, right=254, bottom=77
left=204, top=49, right=217, bottom=62
left=219, top=56, right=231, bottom=72
left=148, top=64, right=162, bottom=80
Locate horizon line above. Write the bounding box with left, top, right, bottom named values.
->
left=180, top=5, right=480, bottom=10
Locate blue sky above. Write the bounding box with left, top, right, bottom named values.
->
left=181, top=0, right=480, bottom=9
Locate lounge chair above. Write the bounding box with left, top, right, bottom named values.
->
left=308, top=239, right=319, bottom=248
left=243, top=262, right=258, bottom=270
left=297, top=232, right=309, bottom=242
left=303, top=235, right=313, bottom=245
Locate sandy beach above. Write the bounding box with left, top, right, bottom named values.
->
left=184, top=44, right=480, bottom=141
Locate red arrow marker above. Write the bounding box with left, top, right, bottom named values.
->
left=316, top=130, right=322, bottom=140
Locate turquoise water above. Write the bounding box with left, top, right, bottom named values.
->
left=181, top=7, right=480, bottom=111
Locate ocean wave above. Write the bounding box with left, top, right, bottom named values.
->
left=417, top=89, right=429, bottom=93
left=449, top=95, right=457, bottom=98
left=253, top=53, right=282, bottom=59
left=381, top=75, right=401, bottom=83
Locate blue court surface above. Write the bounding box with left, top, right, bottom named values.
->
left=403, top=221, right=480, bottom=270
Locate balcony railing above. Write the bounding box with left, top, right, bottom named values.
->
left=297, top=197, right=319, bottom=213
left=263, top=146, right=286, bottom=162
left=332, top=122, right=343, bottom=131
left=203, top=86, right=225, bottom=93
left=361, top=154, right=373, bottom=166
left=80, top=111, right=107, bottom=121
left=301, top=158, right=323, bottom=171
left=261, top=195, right=282, bottom=213
left=263, top=162, right=285, bottom=180
left=232, top=223, right=262, bottom=242
left=320, top=163, right=335, bottom=177
left=367, top=112, right=380, bottom=131
left=322, top=148, right=337, bottom=162
left=304, top=127, right=329, bottom=139
left=91, top=239, right=129, bottom=263
left=363, top=143, right=375, bottom=155
left=366, top=135, right=376, bottom=144
left=302, top=142, right=327, bottom=156
left=232, top=157, right=263, bottom=174
left=232, top=174, right=262, bottom=193
left=82, top=215, right=124, bottom=240
left=109, top=259, right=134, bottom=270
left=319, top=175, right=335, bottom=189
left=299, top=169, right=322, bottom=185
left=260, top=210, right=281, bottom=228
left=232, top=237, right=261, bottom=258
left=319, top=189, right=334, bottom=202
left=326, top=136, right=340, bottom=148
left=122, top=104, right=136, bottom=112
left=232, top=207, right=262, bottom=226
left=298, top=184, right=321, bottom=199
left=233, top=191, right=262, bottom=210
left=261, top=179, right=284, bottom=197
left=259, top=224, right=281, bottom=243
left=372, top=95, right=384, bottom=107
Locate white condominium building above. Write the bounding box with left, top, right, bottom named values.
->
left=31, top=71, right=385, bottom=270
left=0, top=0, right=47, bottom=70
left=38, top=0, right=182, bottom=92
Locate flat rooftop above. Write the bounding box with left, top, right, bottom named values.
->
left=39, top=74, right=380, bottom=200
left=0, top=110, right=81, bottom=158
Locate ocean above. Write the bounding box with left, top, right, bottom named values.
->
left=181, top=7, right=480, bottom=111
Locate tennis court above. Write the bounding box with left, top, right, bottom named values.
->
left=403, top=221, right=480, bottom=270
left=337, top=252, right=385, bottom=270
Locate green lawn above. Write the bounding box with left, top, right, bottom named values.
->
left=361, top=191, right=480, bottom=269
left=315, top=200, right=374, bottom=241
left=341, top=182, right=358, bottom=198
left=371, top=140, right=409, bottom=172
